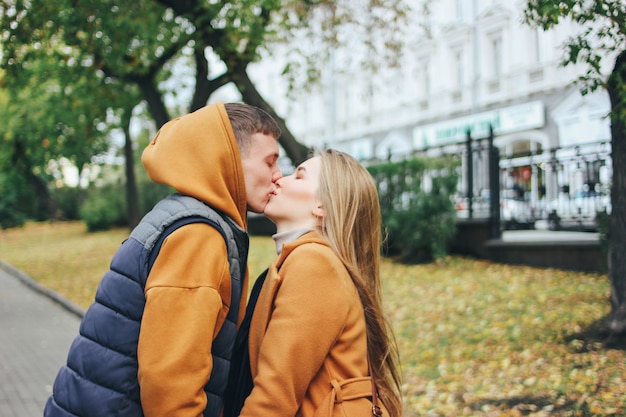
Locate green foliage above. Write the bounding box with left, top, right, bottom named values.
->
left=0, top=37, right=127, bottom=221
left=80, top=183, right=127, bottom=232
left=138, top=180, right=174, bottom=216
left=0, top=31, right=118, bottom=170
left=0, top=164, right=50, bottom=223
left=368, top=156, right=460, bottom=263
left=0, top=172, right=26, bottom=229
left=1, top=1, right=146, bottom=223
left=51, top=186, right=84, bottom=221
left=78, top=161, right=172, bottom=232
left=2, top=0, right=410, bottom=165
left=0, top=79, right=52, bottom=219
left=133, top=134, right=175, bottom=215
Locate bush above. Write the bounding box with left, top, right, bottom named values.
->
left=0, top=192, right=25, bottom=229
left=368, top=156, right=459, bottom=263
left=51, top=186, right=84, bottom=220
left=0, top=169, right=51, bottom=224
left=138, top=180, right=174, bottom=215
left=0, top=172, right=26, bottom=229
left=80, top=183, right=127, bottom=232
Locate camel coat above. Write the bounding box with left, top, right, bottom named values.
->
left=238, top=232, right=374, bottom=417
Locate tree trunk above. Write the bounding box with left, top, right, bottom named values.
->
left=122, top=109, right=141, bottom=229
left=607, top=50, right=626, bottom=334
left=190, top=47, right=212, bottom=112
left=231, top=65, right=311, bottom=165
left=137, top=76, right=170, bottom=128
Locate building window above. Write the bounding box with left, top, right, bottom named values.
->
left=529, top=28, right=543, bottom=64
left=455, top=50, right=464, bottom=89
left=455, top=0, right=465, bottom=20
left=487, top=34, right=502, bottom=93
left=420, top=60, right=430, bottom=97
left=491, top=36, right=502, bottom=78
left=416, top=59, right=431, bottom=109
left=527, top=29, right=544, bottom=82
left=451, top=49, right=464, bottom=102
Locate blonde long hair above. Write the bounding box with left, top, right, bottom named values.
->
left=317, top=149, right=403, bottom=417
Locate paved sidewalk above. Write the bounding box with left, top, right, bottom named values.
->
left=0, top=262, right=82, bottom=417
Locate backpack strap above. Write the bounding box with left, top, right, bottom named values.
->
left=147, top=215, right=229, bottom=272
left=223, top=268, right=269, bottom=417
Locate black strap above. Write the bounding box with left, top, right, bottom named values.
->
left=222, top=268, right=269, bottom=417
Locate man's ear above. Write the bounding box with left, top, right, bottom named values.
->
left=312, top=202, right=325, bottom=218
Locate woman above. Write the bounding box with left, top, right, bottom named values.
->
left=227, top=149, right=403, bottom=417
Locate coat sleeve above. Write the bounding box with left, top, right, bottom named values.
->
left=239, top=245, right=354, bottom=417
left=138, top=223, right=231, bottom=417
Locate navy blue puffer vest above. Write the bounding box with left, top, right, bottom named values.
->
left=44, top=194, right=248, bottom=417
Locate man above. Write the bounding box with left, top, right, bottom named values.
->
left=44, top=102, right=282, bottom=417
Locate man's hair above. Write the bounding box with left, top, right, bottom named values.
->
left=224, top=103, right=281, bottom=156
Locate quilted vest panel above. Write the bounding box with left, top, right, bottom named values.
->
left=44, top=194, right=248, bottom=417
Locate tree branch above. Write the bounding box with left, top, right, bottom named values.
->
left=190, top=46, right=211, bottom=112
left=230, top=63, right=310, bottom=164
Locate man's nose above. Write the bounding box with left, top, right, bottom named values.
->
left=272, top=169, right=283, bottom=183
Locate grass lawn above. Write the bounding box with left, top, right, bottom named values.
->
left=1, top=221, right=624, bottom=416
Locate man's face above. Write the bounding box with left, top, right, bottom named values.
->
left=240, top=133, right=282, bottom=213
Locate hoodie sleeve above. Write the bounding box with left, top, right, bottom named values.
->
left=138, top=223, right=231, bottom=417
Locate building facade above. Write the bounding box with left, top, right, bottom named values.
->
left=252, top=0, right=614, bottom=222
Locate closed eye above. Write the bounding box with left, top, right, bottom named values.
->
left=265, top=155, right=279, bottom=169
left=294, top=166, right=307, bottom=179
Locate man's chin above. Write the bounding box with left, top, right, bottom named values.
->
left=247, top=201, right=267, bottom=214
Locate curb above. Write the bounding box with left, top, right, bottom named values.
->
left=0, top=260, right=86, bottom=319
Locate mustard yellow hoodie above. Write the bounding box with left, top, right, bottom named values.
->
left=138, top=103, right=248, bottom=417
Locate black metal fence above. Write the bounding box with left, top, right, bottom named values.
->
left=406, top=130, right=611, bottom=233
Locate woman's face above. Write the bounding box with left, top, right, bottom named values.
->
left=264, top=156, right=323, bottom=232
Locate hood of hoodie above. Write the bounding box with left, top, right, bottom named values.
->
left=142, top=103, right=247, bottom=229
